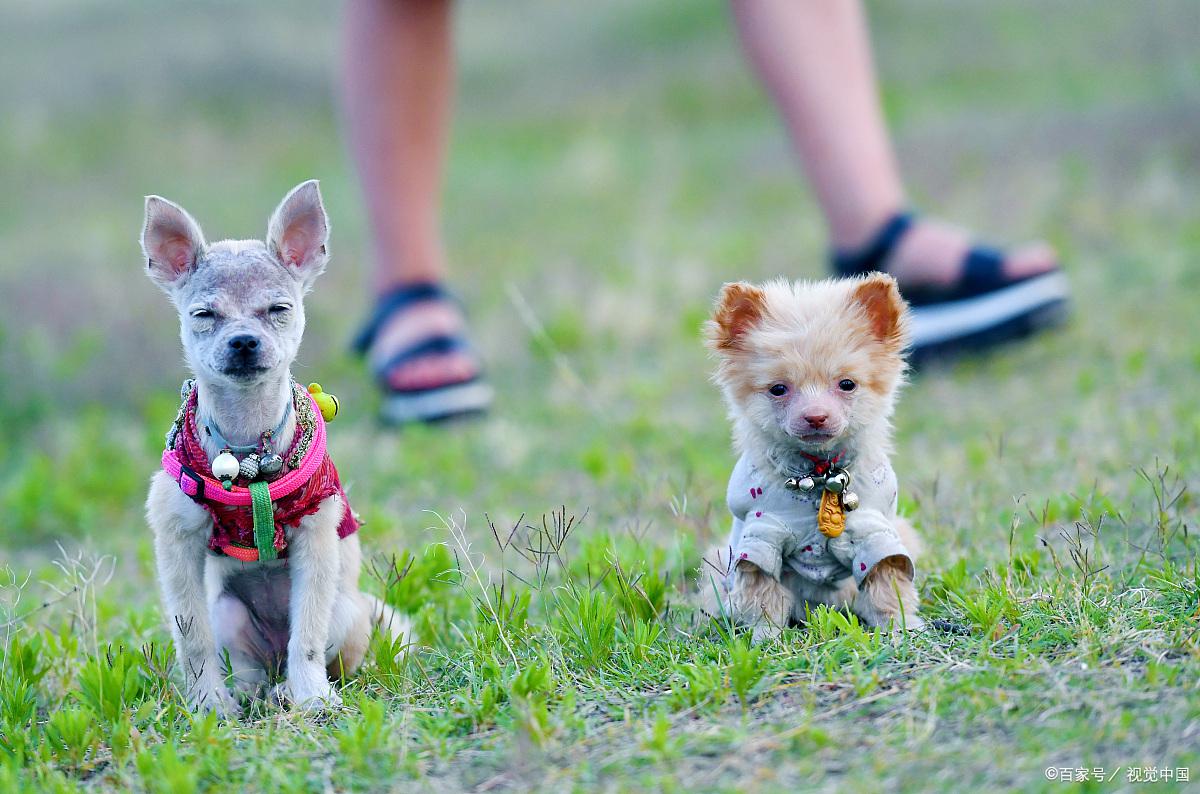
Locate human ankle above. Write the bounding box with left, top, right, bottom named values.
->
left=372, top=247, right=447, bottom=294
left=828, top=202, right=906, bottom=251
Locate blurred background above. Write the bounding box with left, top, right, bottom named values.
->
left=1, top=0, right=1198, bottom=570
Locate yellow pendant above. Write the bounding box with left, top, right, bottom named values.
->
left=307, top=382, right=340, bottom=422
left=817, top=489, right=846, bottom=538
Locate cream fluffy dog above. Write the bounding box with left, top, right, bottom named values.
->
left=700, top=274, right=923, bottom=639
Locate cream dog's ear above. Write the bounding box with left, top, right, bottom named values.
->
left=706, top=281, right=768, bottom=352
left=849, top=273, right=910, bottom=352
left=141, top=195, right=207, bottom=292
left=267, top=179, right=330, bottom=289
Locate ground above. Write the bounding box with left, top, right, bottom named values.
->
left=1, top=1, right=1198, bottom=791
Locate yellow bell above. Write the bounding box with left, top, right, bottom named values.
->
left=307, top=382, right=340, bottom=422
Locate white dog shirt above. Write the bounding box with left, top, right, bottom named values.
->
left=723, top=452, right=914, bottom=590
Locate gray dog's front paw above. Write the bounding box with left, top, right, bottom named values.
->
left=189, top=680, right=238, bottom=718
left=286, top=671, right=341, bottom=712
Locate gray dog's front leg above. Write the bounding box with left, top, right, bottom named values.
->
left=284, top=495, right=343, bottom=710
left=146, top=472, right=236, bottom=716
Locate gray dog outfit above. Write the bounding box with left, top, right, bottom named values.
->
left=723, top=452, right=914, bottom=592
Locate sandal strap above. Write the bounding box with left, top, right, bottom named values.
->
left=959, top=246, right=1007, bottom=296
left=373, top=333, right=480, bottom=392
left=832, top=212, right=914, bottom=277
left=351, top=281, right=459, bottom=355
left=901, top=244, right=1026, bottom=306
left=832, top=211, right=1055, bottom=306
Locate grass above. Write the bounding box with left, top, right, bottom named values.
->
left=2, top=0, right=1199, bottom=791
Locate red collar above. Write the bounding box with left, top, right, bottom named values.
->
left=797, top=450, right=844, bottom=476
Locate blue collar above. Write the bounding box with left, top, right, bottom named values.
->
left=204, top=399, right=293, bottom=455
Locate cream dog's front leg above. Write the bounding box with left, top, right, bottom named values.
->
left=284, top=494, right=343, bottom=710
left=146, top=472, right=236, bottom=716
left=729, top=562, right=794, bottom=643
left=728, top=519, right=794, bottom=642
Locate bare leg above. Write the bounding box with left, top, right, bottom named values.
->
left=343, top=0, right=452, bottom=290
left=730, top=0, right=1056, bottom=289
left=342, top=0, right=477, bottom=393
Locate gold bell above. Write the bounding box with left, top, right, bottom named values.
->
left=307, top=382, right=340, bottom=422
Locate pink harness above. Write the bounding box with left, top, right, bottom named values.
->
left=162, top=392, right=328, bottom=506
left=162, top=390, right=358, bottom=561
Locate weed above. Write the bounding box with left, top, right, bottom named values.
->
left=553, top=584, right=619, bottom=669
left=75, top=645, right=150, bottom=722
left=726, top=639, right=769, bottom=707
left=336, top=694, right=394, bottom=778
left=135, top=741, right=199, bottom=794
left=42, top=705, right=101, bottom=773
left=667, top=661, right=725, bottom=712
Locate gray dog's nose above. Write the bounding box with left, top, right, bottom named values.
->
left=228, top=334, right=259, bottom=353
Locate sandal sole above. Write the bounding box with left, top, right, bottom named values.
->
left=379, top=380, right=494, bottom=426
left=910, top=291, right=1069, bottom=367
left=909, top=271, right=1069, bottom=347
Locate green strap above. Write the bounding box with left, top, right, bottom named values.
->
left=248, top=480, right=278, bottom=561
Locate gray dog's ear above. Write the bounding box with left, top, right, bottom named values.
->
left=142, top=196, right=206, bottom=290
left=267, top=180, right=329, bottom=288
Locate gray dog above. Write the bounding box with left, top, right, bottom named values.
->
left=142, top=181, right=408, bottom=714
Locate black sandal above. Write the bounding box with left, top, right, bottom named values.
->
left=352, top=282, right=493, bottom=424
left=832, top=212, right=1069, bottom=362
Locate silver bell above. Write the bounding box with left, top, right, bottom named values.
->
left=841, top=491, right=860, bottom=511
left=797, top=476, right=817, bottom=493
left=258, top=452, right=284, bottom=477
left=239, top=453, right=261, bottom=481
left=824, top=472, right=848, bottom=493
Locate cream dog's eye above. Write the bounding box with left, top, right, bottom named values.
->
left=270, top=304, right=291, bottom=314
left=191, top=308, right=214, bottom=319
left=838, top=379, right=857, bottom=392
left=768, top=383, right=788, bottom=396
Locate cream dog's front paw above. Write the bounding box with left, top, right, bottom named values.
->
left=729, top=562, right=794, bottom=636
left=750, top=621, right=784, bottom=644
left=888, top=612, right=925, bottom=639
left=855, top=556, right=922, bottom=636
